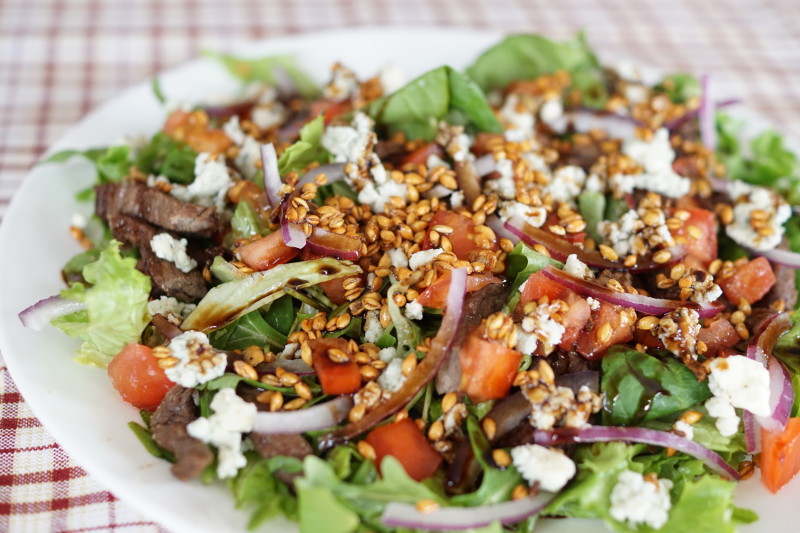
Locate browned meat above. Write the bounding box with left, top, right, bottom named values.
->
left=96, top=181, right=219, bottom=238
left=250, top=433, right=313, bottom=461
left=150, top=386, right=213, bottom=481
left=435, top=280, right=510, bottom=393
left=564, top=142, right=602, bottom=171
left=108, top=215, right=208, bottom=302
left=762, top=261, right=798, bottom=311
left=596, top=269, right=634, bottom=289
left=484, top=392, right=531, bottom=444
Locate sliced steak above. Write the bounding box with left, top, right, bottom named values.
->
left=436, top=280, right=510, bottom=393
left=250, top=433, right=313, bottom=461
left=96, top=182, right=220, bottom=238
left=108, top=215, right=208, bottom=302
left=150, top=386, right=213, bottom=481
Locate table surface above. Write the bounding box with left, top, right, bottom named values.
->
left=2, top=0, right=800, bottom=531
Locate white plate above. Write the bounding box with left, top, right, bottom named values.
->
left=0, top=26, right=797, bottom=533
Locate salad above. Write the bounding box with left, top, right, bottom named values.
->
left=17, top=32, right=800, bottom=533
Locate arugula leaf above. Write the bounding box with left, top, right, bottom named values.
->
left=51, top=241, right=151, bottom=367
left=370, top=66, right=502, bottom=141
left=654, top=73, right=701, bottom=104
left=386, top=282, right=424, bottom=358
left=128, top=422, right=175, bottom=461
left=277, top=115, right=329, bottom=175
left=230, top=454, right=302, bottom=529
left=206, top=51, right=321, bottom=99
left=315, top=180, right=359, bottom=204
left=466, top=32, right=607, bottom=109
left=209, top=308, right=288, bottom=352
left=151, top=77, right=167, bottom=104
left=505, top=242, right=563, bottom=311
left=135, top=132, right=198, bottom=184
left=601, top=347, right=711, bottom=425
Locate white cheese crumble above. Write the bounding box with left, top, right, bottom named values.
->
left=449, top=190, right=464, bottom=209
left=164, top=331, right=227, bottom=387
left=499, top=94, right=535, bottom=140
left=408, top=248, right=444, bottom=270
left=364, top=311, right=383, bottom=343
left=323, top=63, right=359, bottom=102
left=377, top=347, right=397, bottom=362
left=564, top=254, right=594, bottom=280
left=624, top=83, right=649, bottom=105
left=405, top=299, right=424, bottom=320
left=186, top=388, right=256, bottom=479
left=446, top=132, right=474, bottom=163
left=379, top=64, right=405, bottom=95
left=280, top=342, right=299, bottom=359
left=322, top=112, right=374, bottom=164
left=377, top=358, right=406, bottom=392
left=358, top=178, right=408, bottom=213
left=515, top=328, right=539, bottom=356
left=609, top=470, right=673, bottom=529
left=171, top=152, right=233, bottom=210
left=70, top=213, right=87, bottom=229
left=520, top=302, right=566, bottom=350
left=704, top=355, right=771, bottom=436
left=251, top=102, right=285, bottom=131
left=387, top=248, right=409, bottom=268
left=545, top=165, right=586, bottom=205
left=611, top=128, right=690, bottom=198
left=598, top=210, right=641, bottom=257
left=510, top=444, right=576, bottom=492
left=426, top=153, right=450, bottom=170
left=498, top=201, right=547, bottom=227
left=586, top=297, right=601, bottom=310
left=726, top=181, right=791, bottom=251
left=673, top=419, right=694, bottom=441
left=149, top=233, right=197, bottom=273
left=147, top=296, right=196, bottom=319
left=485, top=157, right=517, bottom=200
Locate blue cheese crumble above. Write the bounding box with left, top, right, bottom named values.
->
left=704, top=355, right=771, bottom=436
left=150, top=233, right=197, bottom=273
left=164, top=331, right=227, bottom=387
left=609, top=470, right=673, bottom=529
left=510, top=444, right=576, bottom=492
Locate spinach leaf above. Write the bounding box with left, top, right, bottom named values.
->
left=277, top=115, right=329, bottom=175
left=370, top=66, right=502, bottom=141
left=264, top=293, right=296, bottom=336
left=466, top=32, right=606, bottom=109
left=209, top=308, right=288, bottom=352
left=206, top=51, right=321, bottom=99
left=230, top=454, right=303, bottom=529
left=601, top=347, right=711, bottom=425
left=654, top=73, right=701, bottom=104
left=135, top=132, right=197, bottom=184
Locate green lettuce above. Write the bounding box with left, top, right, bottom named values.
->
left=465, top=32, right=607, bottom=109
left=51, top=240, right=151, bottom=367
left=369, top=65, right=503, bottom=141
left=230, top=201, right=264, bottom=241
left=601, top=347, right=711, bottom=425
left=206, top=51, right=321, bottom=99
left=135, top=132, right=198, bottom=184
left=505, top=242, right=563, bottom=311
left=277, top=114, right=329, bottom=175
left=44, top=145, right=133, bottom=201
left=654, top=73, right=701, bottom=104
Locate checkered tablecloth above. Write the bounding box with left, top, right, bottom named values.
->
left=1, top=0, right=800, bottom=531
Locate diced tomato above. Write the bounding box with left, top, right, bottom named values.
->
left=575, top=301, right=634, bottom=360
left=697, top=318, right=739, bottom=357
left=557, top=289, right=592, bottom=351
left=421, top=211, right=498, bottom=260
left=671, top=208, right=717, bottom=266
left=458, top=328, right=524, bottom=402
left=301, top=249, right=365, bottom=305
left=517, top=271, right=566, bottom=311
left=163, top=110, right=233, bottom=154
left=238, top=230, right=301, bottom=271
left=366, top=417, right=443, bottom=482
left=633, top=328, right=665, bottom=350
left=309, top=338, right=362, bottom=395
left=308, top=100, right=352, bottom=125
left=761, top=418, right=800, bottom=493
left=107, top=343, right=175, bottom=411
left=717, top=256, right=776, bottom=305
left=415, top=271, right=501, bottom=309
left=401, top=142, right=444, bottom=167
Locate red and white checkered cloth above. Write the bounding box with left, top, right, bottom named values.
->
left=1, top=0, right=800, bottom=530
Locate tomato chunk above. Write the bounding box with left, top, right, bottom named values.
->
left=717, top=256, right=776, bottom=305
left=421, top=211, right=498, bottom=260
left=697, top=317, right=739, bottom=357
left=415, top=271, right=501, bottom=309
left=163, top=110, right=233, bottom=154
left=238, top=230, right=301, bottom=271
left=459, top=328, right=524, bottom=403
left=761, top=418, right=800, bottom=493
left=107, top=343, right=174, bottom=411
left=575, top=301, right=634, bottom=360
left=309, top=338, right=362, bottom=395
left=557, top=289, right=592, bottom=351
left=366, top=418, right=443, bottom=482
left=671, top=208, right=717, bottom=266
left=401, top=142, right=444, bottom=167
left=517, top=271, right=566, bottom=311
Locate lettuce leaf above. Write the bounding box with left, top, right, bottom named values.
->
left=369, top=65, right=503, bottom=141
left=654, top=73, right=701, bottom=104
left=505, top=242, right=563, bottom=311
left=51, top=240, right=151, bottom=367
left=44, top=145, right=133, bottom=201
left=135, top=132, right=197, bottom=184
left=277, top=115, right=328, bottom=175
left=601, top=347, right=711, bottom=425
left=206, top=51, right=321, bottom=99
left=465, top=32, right=607, bottom=109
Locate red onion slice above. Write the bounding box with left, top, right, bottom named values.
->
left=262, top=358, right=315, bottom=375
left=306, top=226, right=361, bottom=261
left=699, top=74, right=717, bottom=151
left=743, top=411, right=761, bottom=454
left=504, top=216, right=686, bottom=273
left=318, top=268, right=468, bottom=450
left=707, top=177, right=730, bottom=194
left=745, top=312, right=794, bottom=433
left=381, top=492, right=554, bottom=531
left=19, top=295, right=87, bottom=331
left=261, top=143, right=282, bottom=207
left=540, top=265, right=722, bottom=318
left=751, top=247, right=800, bottom=269
left=252, top=395, right=353, bottom=434
left=532, top=426, right=740, bottom=480
left=297, top=163, right=346, bottom=189
left=473, top=153, right=496, bottom=177
left=281, top=219, right=307, bottom=249
left=486, top=214, right=519, bottom=243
